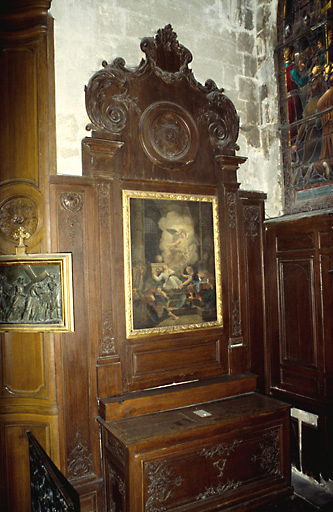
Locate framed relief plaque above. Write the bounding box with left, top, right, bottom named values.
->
left=123, top=190, right=222, bottom=338
left=0, top=253, right=74, bottom=332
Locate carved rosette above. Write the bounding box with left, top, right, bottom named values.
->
left=59, top=192, right=83, bottom=244
left=139, top=101, right=198, bottom=169
left=0, top=196, right=38, bottom=243
left=85, top=24, right=240, bottom=158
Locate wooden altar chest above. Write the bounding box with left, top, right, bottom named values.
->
left=97, top=392, right=292, bottom=512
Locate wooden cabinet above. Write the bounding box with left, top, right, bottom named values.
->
left=98, top=392, right=291, bottom=512
left=265, top=211, right=333, bottom=480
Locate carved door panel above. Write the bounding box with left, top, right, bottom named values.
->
left=320, top=249, right=333, bottom=399
left=265, top=213, right=333, bottom=480
left=265, top=217, right=332, bottom=405
left=276, top=257, right=320, bottom=397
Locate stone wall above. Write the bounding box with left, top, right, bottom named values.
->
left=50, top=0, right=283, bottom=217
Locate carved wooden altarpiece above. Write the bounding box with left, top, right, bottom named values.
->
left=49, top=25, right=290, bottom=511
left=81, top=24, right=248, bottom=391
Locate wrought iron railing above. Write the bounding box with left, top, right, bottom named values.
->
left=27, top=431, right=80, bottom=512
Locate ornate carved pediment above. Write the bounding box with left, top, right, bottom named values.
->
left=85, top=24, right=240, bottom=165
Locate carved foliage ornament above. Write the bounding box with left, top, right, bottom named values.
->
left=67, top=428, right=93, bottom=480
left=244, top=205, right=260, bottom=239
left=85, top=25, right=239, bottom=157
left=145, top=460, right=184, bottom=512
left=251, top=429, right=280, bottom=476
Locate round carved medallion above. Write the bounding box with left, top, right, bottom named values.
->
left=0, top=196, right=38, bottom=241
left=139, top=101, right=198, bottom=169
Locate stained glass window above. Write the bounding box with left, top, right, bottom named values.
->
left=276, top=0, right=333, bottom=213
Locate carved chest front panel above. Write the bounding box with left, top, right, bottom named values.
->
left=98, top=393, right=291, bottom=512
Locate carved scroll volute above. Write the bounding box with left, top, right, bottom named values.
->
left=199, top=83, right=240, bottom=157
left=84, top=57, right=142, bottom=136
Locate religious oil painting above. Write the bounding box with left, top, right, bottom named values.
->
left=123, top=190, right=222, bottom=337
left=0, top=253, right=74, bottom=332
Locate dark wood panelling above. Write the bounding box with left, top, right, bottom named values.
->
left=1, top=420, right=58, bottom=512
left=96, top=359, right=122, bottom=399
left=240, top=192, right=266, bottom=392
left=50, top=177, right=103, bottom=511
left=1, top=332, right=46, bottom=397
left=0, top=46, right=39, bottom=183
left=0, top=2, right=58, bottom=511
left=129, top=335, right=223, bottom=381
left=279, top=259, right=317, bottom=366
left=265, top=211, right=333, bottom=481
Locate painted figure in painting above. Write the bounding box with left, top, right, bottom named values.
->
left=152, top=264, right=183, bottom=291
left=142, top=286, right=179, bottom=324
left=129, top=195, right=220, bottom=333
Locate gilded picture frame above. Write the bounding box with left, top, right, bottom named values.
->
left=123, top=190, right=222, bottom=338
left=0, top=253, right=74, bottom=332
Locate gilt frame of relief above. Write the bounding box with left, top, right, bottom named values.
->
left=123, top=190, right=222, bottom=338
left=0, top=253, right=74, bottom=332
